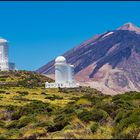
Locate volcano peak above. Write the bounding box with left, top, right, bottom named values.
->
left=117, top=22, right=140, bottom=34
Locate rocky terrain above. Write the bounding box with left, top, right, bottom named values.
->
left=37, top=22, right=140, bottom=94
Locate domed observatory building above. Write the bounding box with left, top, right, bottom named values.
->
left=45, top=56, right=79, bottom=88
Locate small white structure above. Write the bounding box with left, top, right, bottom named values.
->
left=0, top=38, right=16, bottom=71
left=45, top=56, right=79, bottom=88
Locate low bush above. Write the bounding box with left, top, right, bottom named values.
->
left=78, top=109, right=109, bottom=123
left=11, top=100, right=53, bottom=120
left=45, top=95, right=63, bottom=100
left=6, top=105, right=18, bottom=112
left=0, top=120, right=5, bottom=127
left=114, top=109, right=140, bottom=138
left=92, top=109, right=109, bottom=122
left=70, top=97, right=80, bottom=101
left=17, top=116, right=35, bottom=128
left=5, top=120, right=18, bottom=129
left=0, top=90, right=6, bottom=93
left=41, top=92, right=47, bottom=95
left=76, top=98, right=91, bottom=107
left=0, top=79, right=6, bottom=81
left=19, top=100, right=52, bottom=115
left=47, top=113, right=70, bottom=132
left=11, top=111, right=21, bottom=120
left=0, top=128, right=20, bottom=139
left=35, top=120, right=54, bottom=128
left=77, top=109, right=93, bottom=123
left=90, top=122, right=99, bottom=133
left=23, top=127, right=46, bottom=139
left=16, top=91, right=29, bottom=96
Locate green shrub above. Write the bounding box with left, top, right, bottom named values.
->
left=0, top=120, right=5, bottom=127
left=63, top=106, right=75, bottom=114
left=6, top=105, right=18, bottom=111
left=12, top=96, right=31, bottom=102
left=35, top=120, right=54, bottom=128
left=82, top=94, right=102, bottom=105
left=0, top=78, right=6, bottom=81
left=5, top=120, right=18, bottom=129
left=0, top=128, right=20, bottom=139
left=32, top=92, right=38, bottom=95
left=47, top=122, right=68, bottom=132
left=45, top=95, right=63, bottom=100
left=90, top=122, right=99, bottom=133
left=0, top=90, right=6, bottom=93
left=11, top=111, right=21, bottom=120
left=131, top=92, right=140, bottom=100
left=47, top=113, right=70, bottom=132
left=41, top=92, right=47, bottom=95
left=17, top=116, right=35, bottom=128
left=113, top=92, right=140, bottom=101
left=92, top=109, right=109, bottom=122
left=19, top=100, right=52, bottom=115
left=114, top=109, right=140, bottom=138
left=11, top=100, right=52, bottom=120
left=16, top=91, right=29, bottom=96
left=70, top=97, right=80, bottom=101
left=78, top=109, right=109, bottom=123
left=77, top=109, right=93, bottom=123
left=115, top=109, right=132, bottom=123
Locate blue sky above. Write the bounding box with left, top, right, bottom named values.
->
left=0, top=1, right=140, bottom=71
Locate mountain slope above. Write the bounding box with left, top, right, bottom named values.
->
left=37, top=22, right=140, bottom=94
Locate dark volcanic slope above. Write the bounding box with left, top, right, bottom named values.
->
left=36, top=22, right=140, bottom=94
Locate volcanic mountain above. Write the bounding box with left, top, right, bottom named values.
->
left=37, top=22, right=140, bottom=94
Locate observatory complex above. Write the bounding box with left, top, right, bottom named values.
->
left=45, top=56, right=79, bottom=88
left=0, top=38, right=15, bottom=71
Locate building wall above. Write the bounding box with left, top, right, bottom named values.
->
left=55, top=63, right=68, bottom=83
left=55, top=61, right=75, bottom=84
left=68, top=65, right=75, bottom=83
left=0, top=42, right=9, bottom=71
left=45, top=82, right=79, bottom=88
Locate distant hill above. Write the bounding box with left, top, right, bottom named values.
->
left=37, top=22, right=140, bottom=94
left=0, top=70, right=54, bottom=88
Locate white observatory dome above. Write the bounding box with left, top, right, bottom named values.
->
left=0, top=38, right=7, bottom=43
left=55, top=56, right=66, bottom=63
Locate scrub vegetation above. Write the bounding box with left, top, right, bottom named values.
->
left=0, top=71, right=139, bottom=139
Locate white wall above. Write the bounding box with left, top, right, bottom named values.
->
left=68, top=65, right=75, bottom=83
left=0, top=43, right=9, bottom=71
left=55, top=63, right=68, bottom=83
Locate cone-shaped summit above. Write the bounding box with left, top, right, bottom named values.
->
left=117, top=22, right=140, bottom=34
